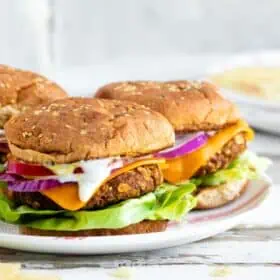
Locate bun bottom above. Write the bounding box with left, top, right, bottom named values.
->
left=20, top=220, right=168, bottom=237
left=196, top=179, right=248, bottom=209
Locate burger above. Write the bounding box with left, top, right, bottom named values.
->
left=96, top=81, right=271, bottom=209
left=0, top=98, right=196, bottom=236
left=0, top=64, right=67, bottom=165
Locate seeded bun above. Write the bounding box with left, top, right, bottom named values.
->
left=0, top=64, right=67, bottom=128
left=5, top=98, right=175, bottom=164
left=196, top=179, right=248, bottom=209
left=20, top=220, right=168, bottom=237
left=96, top=81, right=240, bottom=132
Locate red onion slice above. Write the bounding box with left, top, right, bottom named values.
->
left=0, top=173, right=68, bottom=192
left=155, top=132, right=208, bottom=159
left=0, top=173, right=22, bottom=182
left=8, top=179, right=65, bottom=192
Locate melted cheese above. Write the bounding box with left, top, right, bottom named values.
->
left=47, top=158, right=122, bottom=202
left=162, top=120, right=254, bottom=183
left=41, top=158, right=165, bottom=211
left=40, top=121, right=253, bottom=211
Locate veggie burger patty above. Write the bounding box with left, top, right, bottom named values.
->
left=195, top=132, right=247, bottom=177
left=96, top=80, right=263, bottom=209
left=10, top=164, right=163, bottom=210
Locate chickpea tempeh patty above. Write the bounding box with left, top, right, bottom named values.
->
left=195, top=133, right=247, bottom=177
left=10, top=164, right=163, bottom=210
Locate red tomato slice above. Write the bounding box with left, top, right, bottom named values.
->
left=7, top=159, right=54, bottom=177
left=7, top=159, right=84, bottom=177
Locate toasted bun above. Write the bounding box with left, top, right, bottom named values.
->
left=20, top=220, right=168, bottom=237
left=195, top=179, right=248, bottom=209
left=96, top=81, right=240, bottom=132
left=0, top=64, right=67, bottom=128
left=5, top=98, right=174, bottom=163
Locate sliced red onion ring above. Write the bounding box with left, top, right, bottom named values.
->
left=108, top=156, right=153, bottom=174
left=0, top=173, right=22, bottom=182
left=155, top=132, right=208, bottom=159
left=0, top=173, right=70, bottom=192
left=8, top=179, right=65, bottom=192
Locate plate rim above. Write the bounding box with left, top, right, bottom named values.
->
left=200, top=51, right=280, bottom=110
left=0, top=176, right=272, bottom=255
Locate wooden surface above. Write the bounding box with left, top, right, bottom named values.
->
left=0, top=154, right=279, bottom=279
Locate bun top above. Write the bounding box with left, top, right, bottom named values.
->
left=96, top=80, right=240, bottom=132
left=5, top=98, right=175, bottom=163
left=0, top=65, right=67, bottom=128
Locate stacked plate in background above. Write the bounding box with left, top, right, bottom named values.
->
left=204, top=50, right=280, bottom=136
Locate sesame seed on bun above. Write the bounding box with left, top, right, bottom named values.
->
left=5, top=98, right=175, bottom=164
left=0, top=64, right=67, bottom=128
left=96, top=80, right=240, bottom=132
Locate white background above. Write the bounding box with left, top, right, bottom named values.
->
left=1, top=0, right=280, bottom=73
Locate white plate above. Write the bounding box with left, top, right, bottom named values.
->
left=238, top=104, right=280, bottom=136
left=203, top=50, right=280, bottom=111
left=198, top=51, right=280, bottom=135
left=0, top=176, right=271, bottom=255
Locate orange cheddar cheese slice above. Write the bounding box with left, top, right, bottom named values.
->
left=41, top=158, right=165, bottom=211
left=163, top=120, right=254, bottom=183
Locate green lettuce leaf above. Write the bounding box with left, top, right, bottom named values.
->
left=0, top=164, right=5, bottom=173
left=149, top=183, right=196, bottom=221
left=192, top=151, right=271, bottom=186
left=0, top=183, right=196, bottom=231
left=0, top=194, right=61, bottom=223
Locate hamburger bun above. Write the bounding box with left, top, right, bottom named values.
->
left=20, top=220, right=168, bottom=236
left=196, top=179, right=248, bottom=209
left=5, top=98, right=175, bottom=163
left=0, top=64, right=67, bottom=128
left=96, top=81, right=240, bottom=132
